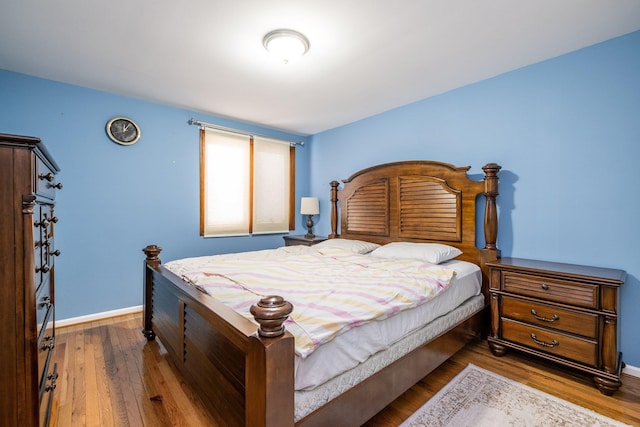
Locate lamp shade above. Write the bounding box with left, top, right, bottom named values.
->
left=300, top=197, right=319, bottom=215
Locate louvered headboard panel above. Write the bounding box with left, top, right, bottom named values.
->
left=398, top=176, right=461, bottom=241
left=344, top=178, right=389, bottom=236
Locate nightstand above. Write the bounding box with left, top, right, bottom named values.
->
left=487, top=257, right=625, bottom=395
left=283, top=235, right=327, bottom=247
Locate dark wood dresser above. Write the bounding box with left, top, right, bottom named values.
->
left=0, top=133, right=61, bottom=426
left=487, top=257, right=625, bottom=395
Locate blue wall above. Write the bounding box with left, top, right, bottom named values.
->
left=0, top=70, right=311, bottom=319
left=1, top=30, right=638, bottom=367
left=310, top=31, right=640, bottom=366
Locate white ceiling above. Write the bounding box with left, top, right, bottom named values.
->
left=1, top=1, right=639, bottom=135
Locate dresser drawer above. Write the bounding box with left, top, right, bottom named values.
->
left=501, top=296, right=597, bottom=338
left=502, top=271, right=598, bottom=308
left=35, top=156, right=58, bottom=200
left=36, top=280, right=53, bottom=335
left=39, top=330, right=57, bottom=427
left=501, top=318, right=597, bottom=366
left=38, top=307, right=55, bottom=395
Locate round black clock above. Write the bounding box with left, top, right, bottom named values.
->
left=106, top=117, right=141, bottom=145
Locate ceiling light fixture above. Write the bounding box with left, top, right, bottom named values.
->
left=263, top=29, right=309, bottom=64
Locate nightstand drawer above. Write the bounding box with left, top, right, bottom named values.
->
left=501, top=296, right=597, bottom=338
left=502, top=271, right=597, bottom=308
left=501, top=318, right=597, bottom=366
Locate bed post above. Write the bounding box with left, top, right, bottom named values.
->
left=329, top=180, right=339, bottom=239
left=246, top=296, right=295, bottom=427
left=482, top=163, right=501, bottom=252
left=142, top=244, right=162, bottom=340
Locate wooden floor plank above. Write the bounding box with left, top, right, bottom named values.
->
left=112, top=316, right=160, bottom=427
left=84, top=328, right=104, bottom=426
left=50, top=313, right=640, bottom=426
left=101, top=318, right=138, bottom=426
left=72, top=327, right=89, bottom=426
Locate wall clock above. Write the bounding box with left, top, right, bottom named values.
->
left=106, top=117, right=141, bottom=145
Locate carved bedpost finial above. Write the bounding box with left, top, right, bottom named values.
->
left=482, top=163, right=501, bottom=250
left=250, top=296, right=294, bottom=338
left=329, top=180, right=339, bottom=239
left=142, top=245, right=162, bottom=269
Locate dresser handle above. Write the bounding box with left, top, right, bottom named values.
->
left=35, top=218, right=50, bottom=228
left=39, top=296, right=52, bottom=309
left=540, top=284, right=549, bottom=290
left=52, top=182, right=63, bottom=189
left=41, top=335, right=55, bottom=352
left=530, top=333, right=559, bottom=348
left=36, top=264, right=51, bottom=273
left=45, top=374, right=57, bottom=391
left=39, top=172, right=55, bottom=182
left=51, top=249, right=61, bottom=257
left=530, top=309, right=559, bottom=322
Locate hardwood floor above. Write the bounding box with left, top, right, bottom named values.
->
left=51, top=312, right=640, bottom=426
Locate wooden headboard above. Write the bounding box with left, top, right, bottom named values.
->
left=329, top=161, right=501, bottom=297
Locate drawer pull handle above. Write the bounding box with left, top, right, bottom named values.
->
left=41, top=336, right=55, bottom=351
left=45, top=377, right=57, bottom=392
left=35, top=218, right=50, bottom=228
left=39, top=172, right=55, bottom=182
left=52, top=182, right=63, bottom=189
left=530, top=309, right=559, bottom=322
left=39, top=296, right=52, bottom=308
left=541, top=284, right=549, bottom=290
left=36, top=264, right=50, bottom=273
left=530, top=333, right=559, bottom=348
left=51, top=249, right=61, bottom=257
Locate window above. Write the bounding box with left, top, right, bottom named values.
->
left=200, top=128, right=295, bottom=237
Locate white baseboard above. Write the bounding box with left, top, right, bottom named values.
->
left=56, top=305, right=142, bottom=328
left=623, top=363, right=640, bottom=379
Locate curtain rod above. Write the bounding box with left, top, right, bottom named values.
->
left=188, top=118, right=305, bottom=146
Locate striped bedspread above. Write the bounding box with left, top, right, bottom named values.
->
left=164, top=247, right=456, bottom=358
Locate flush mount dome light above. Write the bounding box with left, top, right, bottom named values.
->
left=263, top=29, right=309, bottom=64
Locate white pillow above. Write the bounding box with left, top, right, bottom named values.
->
left=313, top=238, right=380, bottom=254
left=370, top=242, right=462, bottom=264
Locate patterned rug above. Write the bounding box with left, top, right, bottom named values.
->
left=400, top=364, right=630, bottom=427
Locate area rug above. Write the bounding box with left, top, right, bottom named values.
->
left=400, top=364, right=630, bottom=427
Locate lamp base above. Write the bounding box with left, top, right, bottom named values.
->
left=305, top=215, right=315, bottom=239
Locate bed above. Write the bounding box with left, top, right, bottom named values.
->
left=141, top=160, right=501, bottom=427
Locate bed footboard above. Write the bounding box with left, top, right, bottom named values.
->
left=142, top=245, right=295, bottom=427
